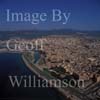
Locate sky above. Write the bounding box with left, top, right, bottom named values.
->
left=0, top=0, right=100, bottom=31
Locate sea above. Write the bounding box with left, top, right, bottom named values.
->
left=0, top=53, right=65, bottom=100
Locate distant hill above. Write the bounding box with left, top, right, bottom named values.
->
left=0, top=29, right=100, bottom=40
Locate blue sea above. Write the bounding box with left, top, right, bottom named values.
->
left=0, top=53, right=64, bottom=100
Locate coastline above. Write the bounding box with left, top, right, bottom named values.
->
left=21, top=54, right=92, bottom=100
left=21, top=54, right=41, bottom=77
left=21, top=54, right=69, bottom=100
left=22, top=55, right=73, bottom=100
